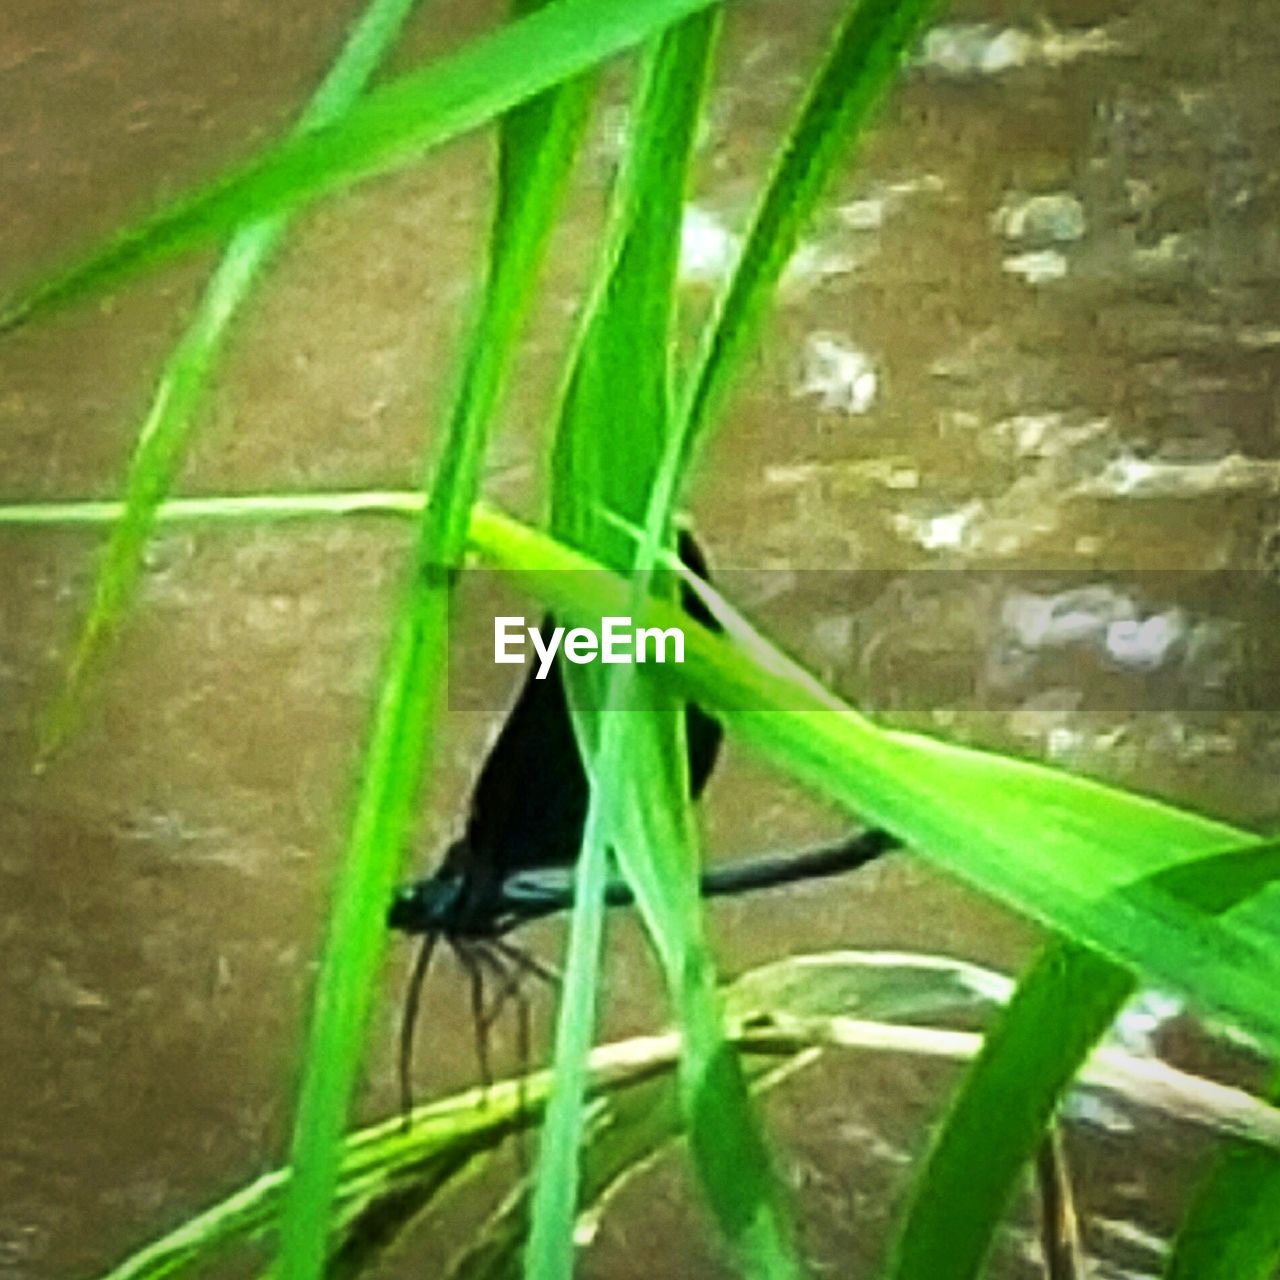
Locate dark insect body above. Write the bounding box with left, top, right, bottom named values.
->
left=388, top=531, right=898, bottom=1116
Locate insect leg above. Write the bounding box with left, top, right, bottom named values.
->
left=489, top=937, right=561, bottom=990
left=397, top=930, right=440, bottom=1130
left=453, top=940, right=494, bottom=1093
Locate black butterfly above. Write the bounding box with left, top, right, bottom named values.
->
left=388, top=531, right=897, bottom=1114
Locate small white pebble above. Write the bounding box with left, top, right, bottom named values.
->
left=909, top=504, right=980, bottom=550
left=1003, top=249, right=1069, bottom=283
left=795, top=333, right=878, bottom=415
left=839, top=197, right=887, bottom=231
left=993, top=192, right=1086, bottom=243
left=1105, top=611, right=1184, bottom=670
left=919, top=24, right=1035, bottom=74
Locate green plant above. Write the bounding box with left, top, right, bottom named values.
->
left=4, top=1, right=1280, bottom=1279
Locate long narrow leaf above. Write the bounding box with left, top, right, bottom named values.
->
left=531, top=7, right=803, bottom=1274
left=529, top=10, right=773, bottom=1276
left=8, top=493, right=1276, bottom=1055
left=38, top=0, right=422, bottom=759
left=884, top=843, right=1280, bottom=1280
left=886, top=944, right=1130, bottom=1279
left=274, top=54, right=592, bottom=1280
left=638, top=0, right=943, bottom=561
left=0, top=491, right=428, bottom=526
left=460, top=507, right=1280, bottom=1053
left=0, top=0, right=725, bottom=333
left=6, top=488, right=1272, bottom=1049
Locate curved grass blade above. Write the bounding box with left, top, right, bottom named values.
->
left=0, top=490, right=429, bottom=527
left=637, top=0, right=944, bottom=568
left=882, top=943, right=1129, bottom=1280
left=529, top=10, right=800, bottom=1277
left=462, top=507, right=1280, bottom=1056
left=609, top=690, right=807, bottom=1280
left=96, top=1078, right=550, bottom=1280
left=883, top=840, right=1280, bottom=1280
left=90, top=949, right=1280, bottom=1280
left=7, top=491, right=1273, bottom=1051
left=0, top=0, right=724, bottom=334
left=274, top=47, right=593, bottom=1280
left=532, top=7, right=805, bottom=1273
left=680, top=0, right=942, bottom=451
left=37, top=0, right=422, bottom=761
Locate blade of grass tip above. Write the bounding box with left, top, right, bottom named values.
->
left=463, top=509, right=1280, bottom=1056
left=274, top=38, right=593, bottom=1280
left=644, top=0, right=943, bottom=542
left=882, top=837, right=1280, bottom=1280
left=0, top=0, right=724, bottom=334
left=37, top=0, right=421, bottom=762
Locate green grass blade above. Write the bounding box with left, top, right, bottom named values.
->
left=617, top=685, right=806, bottom=1279
left=274, top=48, right=591, bottom=1280
left=37, top=0, right=422, bottom=760
left=1164, top=1078, right=1280, bottom=1280
left=462, top=508, right=1280, bottom=1053
left=95, top=1079, right=550, bottom=1280
left=0, top=0, right=724, bottom=333
left=530, top=12, right=738, bottom=1276
left=88, top=941, right=1280, bottom=1280
left=547, top=2, right=713, bottom=565
left=523, top=790, right=615, bottom=1280
left=885, top=943, right=1130, bottom=1280
left=882, top=841, right=1280, bottom=1280
left=634, top=0, right=943, bottom=553
left=531, top=10, right=803, bottom=1274
left=0, top=490, right=429, bottom=527
left=681, top=0, right=942, bottom=450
